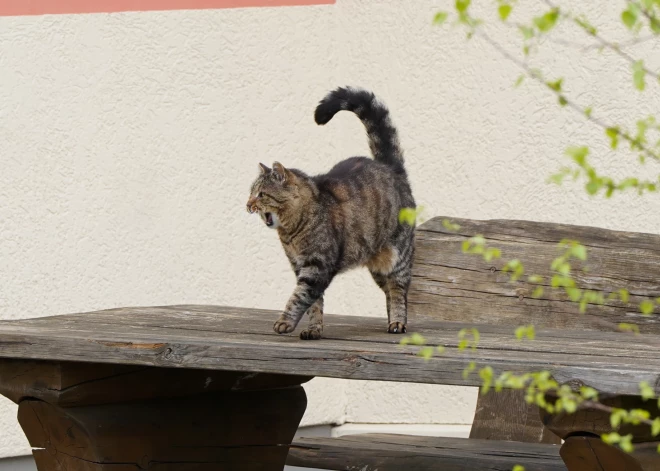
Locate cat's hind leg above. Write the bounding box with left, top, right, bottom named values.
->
left=300, top=296, right=323, bottom=340
left=369, top=245, right=412, bottom=334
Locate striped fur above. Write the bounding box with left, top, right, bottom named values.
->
left=247, top=87, right=415, bottom=339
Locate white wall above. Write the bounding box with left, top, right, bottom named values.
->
left=2, top=0, right=659, bottom=459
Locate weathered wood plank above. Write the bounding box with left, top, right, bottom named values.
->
left=541, top=393, right=660, bottom=443
left=0, top=306, right=657, bottom=395
left=560, top=436, right=660, bottom=471
left=470, top=389, right=561, bottom=444
left=287, top=433, right=566, bottom=471
left=20, top=384, right=307, bottom=471
left=410, top=217, right=660, bottom=332
left=0, top=359, right=311, bottom=406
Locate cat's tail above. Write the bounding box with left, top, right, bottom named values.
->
left=314, top=87, right=405, bottom=171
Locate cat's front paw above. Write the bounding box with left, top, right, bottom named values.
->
left=273, top=317, right=296, bottom=334
left=387, top=322, right=407, bottom=334
left=300, top=327, right=322, bottom=340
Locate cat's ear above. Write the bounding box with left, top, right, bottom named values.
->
left=272, top=162, right=292, bottom=183
left=258, top=162, right=271, bottom=174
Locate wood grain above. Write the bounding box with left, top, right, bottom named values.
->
left=541, top=394, right=660, bottom=443
left=0, top=305, right=657, bottom=395
left=287, top=433, right=566, bottom=471
left=560, top=436, right=660, bottom=471
left=470, top=389, right=561, bottom=444
left=19, top=385, right=307, bottom=470
left=410, top=217, right=660, bottom=332
left=0, top=359, right=311, bottom=406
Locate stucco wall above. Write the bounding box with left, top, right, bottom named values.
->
left=2, top=0, right=660, bottom=458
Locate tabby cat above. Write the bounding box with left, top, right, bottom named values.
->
left=246, top=87, right=416, bottom=339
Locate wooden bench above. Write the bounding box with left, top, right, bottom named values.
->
left=0, top=216, right=658, bottom=470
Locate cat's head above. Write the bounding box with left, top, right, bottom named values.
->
left=246, top=162, right=304, bottom=229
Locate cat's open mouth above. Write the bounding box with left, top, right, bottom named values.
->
left=264, top=212, right=274, bottom=227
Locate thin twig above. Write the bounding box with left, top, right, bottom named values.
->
left=543, top=0, right=660, bottom=83
left=475, top=28, right=660, bottom=162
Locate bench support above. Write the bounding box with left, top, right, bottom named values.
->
left=470, top=389, right=561, bottom=444
left=541, top=393, right=660, bottom=470
left=0, top=359, right=311, bottom=471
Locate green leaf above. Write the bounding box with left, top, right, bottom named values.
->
left=584, top=106, right=593, bottom=118
left=419, top=346, right=434, bottom=360
left=606, top=127, right=620, bottom=149
left=558, top=96, right=568, bottom=107
left=534, top=8, right=560, bottom=32
left=557, top=262, right=571, bottom=275
left=572, top=245, right=587, bottom=260
left=619, top=289, right=630, bottom=303
left=528, top=275, right=544, bottom=284
left=619, top=323, right=640, bottom=334
left=622, top=7, right=638, bottom=30
left=641, top=300, right=655, bottom=315
left=455, top=0, right=471, bottom=14
left=433, top=11, right=449, bottom=25
left=409, top=332, right=426, bottom=346
left=566, top=287, right=582, bottom=302
left=633, top=60, right=646, bottom=91
left=515, top=325, right=535, bottom=340
left=640, top=381, right=655, bottom=400
left=546, top=78, right=563, bottom=92
left=566, top=146, right=589, bottom=166
left=580, top=386, right=599, bottom=400
left=484, top=247, right=501, bottom=262
left=498, top=4, right=512, bottom=21
left=586, top=180, right=601, bottom=195
left=532, top=286, right=544, bottom=298
left=619, top=434, right=634, bottom=453
left=514, top=75, right=525, bottom=87
left=442, top=219, right=461, bottom=231
left=652, top=418, right=660, bottom=436
left=399, top=208, right=417, bottom=226
left=651, top=17, right=660, bottom=34
left=601, top=432, right=621, bottom=445
left=479, top=366, right=494, bottom=394
left=513, top=466, right=525, bottom=471
left=462, top=361, right=476, bottom=379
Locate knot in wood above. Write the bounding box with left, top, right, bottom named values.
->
left=489, top=267, right=496, bottom=273
left=162, top=347, right=173, bottom=360
left=563, top=379, right=585, bottom=392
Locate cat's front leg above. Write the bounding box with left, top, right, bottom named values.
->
left=273, top=266, right=332, bottom=335
left=300, top=296, right=323, bottom=340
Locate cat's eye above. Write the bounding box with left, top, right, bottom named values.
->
left=257, top=192, right=263, bottom=198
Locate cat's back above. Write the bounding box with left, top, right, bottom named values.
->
left=314, top=156, right=405, bottom=200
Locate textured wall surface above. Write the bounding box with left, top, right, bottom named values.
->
left=2, top=0, right=660, bottom=458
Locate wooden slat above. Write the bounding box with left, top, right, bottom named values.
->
left=0, top=306, right=657, bottom=395
left=409, top=217, right=660, bottom=332
left=287, top=433, right=566, bottom=471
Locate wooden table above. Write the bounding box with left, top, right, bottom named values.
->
left=0, top=304, right=658, bottom=470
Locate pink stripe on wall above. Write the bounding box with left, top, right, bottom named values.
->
left=0, top=0, right=334, bottom=16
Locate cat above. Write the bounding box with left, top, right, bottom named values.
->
left=246, top=86, right=416, bottom=340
